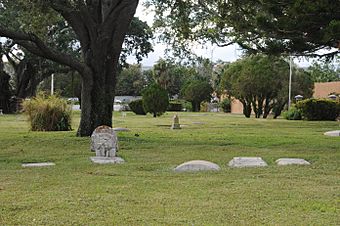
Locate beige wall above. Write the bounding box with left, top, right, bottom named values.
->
left=313, top=81, right=340, bottom=98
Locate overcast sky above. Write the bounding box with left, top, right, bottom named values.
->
left=127, top=2, right=334, bottom=68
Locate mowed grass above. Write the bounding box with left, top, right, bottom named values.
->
left=0, top=112, right=339, bottom=225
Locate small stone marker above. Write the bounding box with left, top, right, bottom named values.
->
left=228, top=157, right=268, bottom=168
left=324, top=130, right=340, bottom=137
left=90, top=125, right=124, bottom=164
left=174, top=160, right=220, bottom=172
left=276, top=158, right=310, bottom=166
left=113, top=127, right=130, bottom=132
left=171, top=114, right=181, bottom=129
left=22, top=162, right=55, bottom=168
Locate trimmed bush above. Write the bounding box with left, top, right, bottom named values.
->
left=220, top=98, right=231, bottom=113
left=129, top=99, right=146, bottom=115
left=142, top=83, right=169, bottom=117
left=168, top=102, right=182, bottom=111
left=22, top=93, right=72, bottom=131
left=296, top=98, right=340, bottom=121
left=282, top=106, right=302, bottom=120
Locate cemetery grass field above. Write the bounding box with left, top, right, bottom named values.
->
left=0, top=112, right=339, bottom=225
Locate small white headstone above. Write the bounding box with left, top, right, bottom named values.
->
left=276, top=158, right=310, bottom=166
left=22, top=162, right=55, bottom=168
left=171, top=114, right=181, bottom=129
left=174, top=160, right=220, bottom=172
left=324, top=130, right=340, bottom=137
left=113, top=127, right=130, bottom=132
left=228, top=157, right=268, bottom=168
left=90, top=157, right=125, bottom=164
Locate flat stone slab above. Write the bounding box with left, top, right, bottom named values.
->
left=22, top=162, right=55, bottom=168
left=113, top=127, right=130, bottom=132
left=324, top=130, right=340, bottom=137
left=90, top=157, right=125, bottom=164
left=228, top=157, right=268, bottom=168
left=276, top=158, right=310, bottom=166
left=174, top=160, right=220, bottom=172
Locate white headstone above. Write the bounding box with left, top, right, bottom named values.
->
left=171, top=114, right=181, bottom=129
left=90, top=125, right=124, bottom=164
left=324, top=130, right=340, bottom=137
left=174, top=160, right=220, bottom=172
left=91, top=125, right=118, bottom=157
left=276, top=158, right=310, bottom=166
left=228, top=157, right=268, bottom=168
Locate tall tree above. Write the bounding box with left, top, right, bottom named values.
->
left=0, top=0, right=139, bottom=136
left=221, top=55, right=313, bottom=118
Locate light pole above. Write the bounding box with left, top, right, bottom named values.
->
left=288, top=55, right=293, bottom=109
left=51, top=73, right=54, bottom=95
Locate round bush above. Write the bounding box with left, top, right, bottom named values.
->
left=128, top=99, right=146, bottom=115
left=22, top=93, right=72, bottom=131
left=220, top=98, right=231, bottom=113
left=282, top=106, right=302, bottom=120
left=142, top=83, right=169, bottom=117
left=296, top=98, right=340, bottom=121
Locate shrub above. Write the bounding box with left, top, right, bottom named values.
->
left=128, top=99, right=146, bottom=115
left=220, top=98, right=231, bottom=113
left=167, top=102, right=182, bottom=111
left=296, top=98, right=340, bottom=121
left=282, top=105, right=302, bottom=120
left=142, top=83, right=169, bottom=117
left=22, top=93, right=72, bottom=131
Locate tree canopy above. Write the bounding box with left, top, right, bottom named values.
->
left=148, top=0, right=340, bottom=57
left=221, top=55, right=313, bottom=118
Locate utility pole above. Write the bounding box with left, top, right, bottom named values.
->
left=51, top=73, right=54, bottom=95
left=288, top=56, right=293, bottom=109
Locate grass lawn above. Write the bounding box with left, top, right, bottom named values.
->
left=0, top=112, right=339, bottom=225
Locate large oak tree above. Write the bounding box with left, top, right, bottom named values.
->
left=0, top=0, right=139, bottom=136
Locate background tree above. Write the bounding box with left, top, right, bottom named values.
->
left=0, top=55, right=12, bottom=113
left=181, top=80, right=212, bottom=112
left=0, top=0, right=142, bottom=136
left=307, top=61, right=340, bottom=82
left=116, top=64, right=147, bottom=96
left=142, top=83, right=169, bottom=117
left=222, top=55, right=313, bottom=118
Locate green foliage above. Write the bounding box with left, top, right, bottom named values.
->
left=181, top=80, right=212, bottom=112
left=142, top=83, right=169, bottom=117
left=148, top=0, right=340, bottom=57
left=307, top=61, right=340, bottom=82
left=22, top=93, right=72, bottom=131
left=220, top=98, right=231, bottom=113
left=296, top=98, right=340, bottom=121
left=116, top=64, right=147, bottom=96
left=167, top=101, right=182, bottom=111
left=282, top=106, right=302, bottom=120
left=128, top=99, right=146, bottom=115
left=222, top=55, right=313, bottom=118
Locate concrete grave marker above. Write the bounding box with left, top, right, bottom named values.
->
left=174, top=160, right=220, bottom=172
left=276, top=158, right=310, bottom=166
left=228, top=157, right=268, bottom=168
left=22, top=162, right=55, bottom=168
left=90, top=125, right=124, bottom=164
left=324, top=130, right=340, bottom=137
left=171, top=114, right=181, bottom=129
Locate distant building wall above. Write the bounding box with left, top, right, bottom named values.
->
left=313, top=81, right=340, bottom=98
